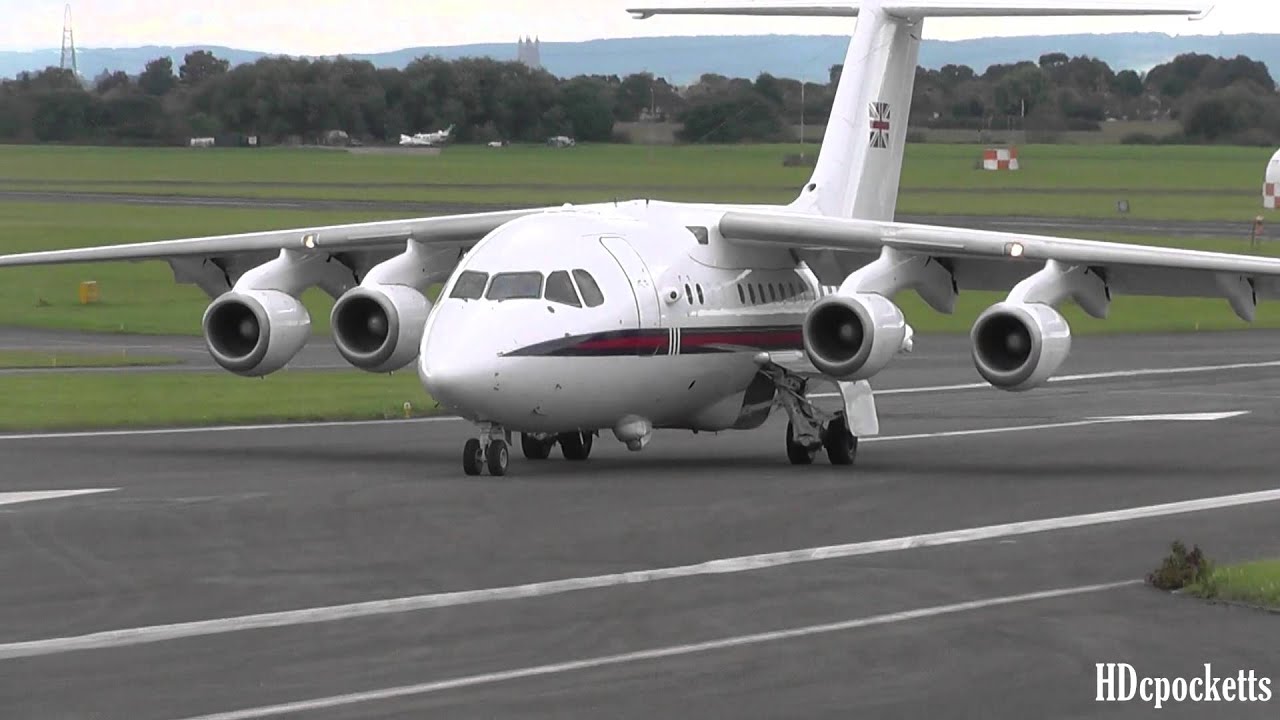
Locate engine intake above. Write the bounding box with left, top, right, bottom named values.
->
left=802, top=292, right=907, bottom=380
left=202, top=289, right=311, bottom=376
left=971, top=302, right=1071, bottom=391
left=331, top=284, right=432, bottom=373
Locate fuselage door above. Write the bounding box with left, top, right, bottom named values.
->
left=600, top=235, right=661, bottom=328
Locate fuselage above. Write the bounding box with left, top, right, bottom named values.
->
left=418, top=200, right=835, bottom=435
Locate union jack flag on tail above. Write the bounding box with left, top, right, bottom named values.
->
left=869, top=102, right=891, bottom=149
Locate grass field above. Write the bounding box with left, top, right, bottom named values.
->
left=0, top=142, right=1273, bottom=192
left=2, top=181, right=1262, bottom=222
left=1188, top=559, right=1280, bottom=610
left=0, top=369, right=433, bottom=430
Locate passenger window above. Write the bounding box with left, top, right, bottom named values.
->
left=685, top=284, right=693, bottom=304
left=757, top=284, right=766, bottom=303
left=545, top=270, right=581, bottom=307
left=748, top=285, right=757, bottom=304
left=696, top=284, right=705, bottom=305
left=737, top=285, right=745, bottom=304
left=449, top=270, right=488, bottom=300
left=572, top=269, right=605, bottom=308
left=788, top=282, right=797, bottom=299
left=768, top=284, right=777, bottom=302
left=486, top=272, right=543, bottom=301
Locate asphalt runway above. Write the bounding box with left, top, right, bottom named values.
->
left=0, top=188, right=1261, bottom=240
left=2, top=332, right=1280, bottom=719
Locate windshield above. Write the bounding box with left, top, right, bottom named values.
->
left=449, top=271, right=488, bottom=300
left=486, top=272, right=544, bottom=300
left=573, top=269, right=604, bottom=307
left=545, top=271, right=581, bottom=307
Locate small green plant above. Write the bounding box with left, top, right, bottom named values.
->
left=1147, top=541, right=1214, bottom=591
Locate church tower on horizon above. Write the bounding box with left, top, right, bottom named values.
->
left=517, top=36, right=542, bottom=70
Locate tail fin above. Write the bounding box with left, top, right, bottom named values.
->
left=630, top=1, right=1211, bottom=220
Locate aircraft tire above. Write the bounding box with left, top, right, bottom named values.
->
left=463, top=438, right=484, bottom=476
left=559, top=431, right=593, bottom=461
left=786, top=421, right=816, bottom=465
left=521, top=433, right=554, bottom=460
left=486, top=439, right=510, bottom=476
left=823, top=414, right=857, bottom=466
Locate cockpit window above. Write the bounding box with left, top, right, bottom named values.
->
left=449, top=270, right=488, bottom=300
left=572, top=269, right=605, bottom=308
left=545, top=271, right=581, bottom=307
left=486, top=272, right=543, bottom=301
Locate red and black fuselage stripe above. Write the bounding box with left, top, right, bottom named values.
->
left=506, top=326, right=804, bottom=357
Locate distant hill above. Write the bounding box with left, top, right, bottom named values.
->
left=3, top=33, right=1278, bottom=85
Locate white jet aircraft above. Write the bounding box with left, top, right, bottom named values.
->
left=399, top=124, right=455, bottom=147
left=0, top=1, right=1258, bottom=477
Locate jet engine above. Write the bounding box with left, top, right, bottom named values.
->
left=330, top=284, right=432, bottom=373
left=202, top=289, right=311, bottom=377
left=971, top=302, right=1071, bottom=392
left=802, top=292, right=908, bottom=380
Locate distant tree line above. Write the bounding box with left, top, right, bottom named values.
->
left=0, top=48, right=1276, bottom=146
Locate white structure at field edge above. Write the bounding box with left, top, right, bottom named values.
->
left=1266, top=148, right=1280, bottom=210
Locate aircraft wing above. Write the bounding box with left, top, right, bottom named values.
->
left=719, top=210, right=1280, bottom=315
left=0, top=208, right=539, bottom=268
left=629, top=1, right=1209, bottom=19
left=0, top=207, right=545, bottom=298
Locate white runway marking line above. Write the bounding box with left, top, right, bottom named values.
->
left=170, top=580, right=1138, bottom=720
left=0, top=489, right=116, bottom=508
left=0, top=416, right=458, bottom=442
left=863, top=411, right=1248, bottom=443
left=813, top=358, right=1280, bottom=399
left=2, top=487, right=1278, bottom=662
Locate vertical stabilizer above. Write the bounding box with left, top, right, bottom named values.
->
left=789, top=1, right=920, bottom=220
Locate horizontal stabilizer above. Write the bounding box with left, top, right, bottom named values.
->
left=630, top=1, right=1211, bottom=19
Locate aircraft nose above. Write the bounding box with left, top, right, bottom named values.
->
left=420, top=341, right=489, bottom=413
left=418, top=305, right=495, bottom=415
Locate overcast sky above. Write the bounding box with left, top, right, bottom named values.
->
left=0, top=1, right=1272, bottom=54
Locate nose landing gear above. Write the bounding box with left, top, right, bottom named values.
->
left=463, top=424, right=513, bottom=476
left=462, top=426, right=597, bottom=475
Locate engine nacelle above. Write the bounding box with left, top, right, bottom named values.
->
left=971, top=301, right=1072, bottom=392
left=802, top=292, right=908, bottom=381
left=202, top=289, right=311, bottom=377
left=330, top=284, right=432, bottom=373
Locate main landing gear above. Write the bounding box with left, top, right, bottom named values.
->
left=767, top=368, right=860, bottom=467
left=462, top=425, right=595, bottom=475
left=786, top=413, right=857, bottom=466
left=518, top=431, right=593, bottom=461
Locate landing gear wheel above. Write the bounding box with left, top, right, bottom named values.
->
left=558, top=431, right=593, bottom=461
left=786, top=421, right=816, bottom=465
left=462, top=438, right=484, bottom=476
left=521, top=433, right=554, bottom=460
left=486, top=439, right=510, bottom=476
left=823, top=414, right=857, bottom=466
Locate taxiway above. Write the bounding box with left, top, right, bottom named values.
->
left=1, top=333, right=1278, bottom=718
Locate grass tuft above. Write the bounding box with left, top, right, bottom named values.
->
left=1187, top=560, right=1280, bottom=610
left=1147, top=540, right=1215, bottom=591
